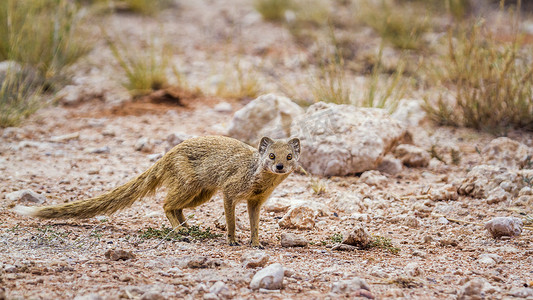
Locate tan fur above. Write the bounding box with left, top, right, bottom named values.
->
left=13, top=135, right=301, bottom=247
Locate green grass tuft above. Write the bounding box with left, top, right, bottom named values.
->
left=253, top=0, right=293, bottom=21
left=138, top=225, right=222, bottom=242
left=368, top=235, right=400, bottom=254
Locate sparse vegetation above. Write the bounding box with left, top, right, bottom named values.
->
left=107, top=36, right=170, bottom=97
left=216, top=59, right=261, bottom=100
left=368, top=235, right=400, bottom=254
left=330, top=233, right=343, bottom=244
left=253, top=0, right=293, bottom=21
left=310, top=178, right=327, bottom=195
left=138, top=225, right=221, bottom=242
left=425, top=21, right=533, bottom=133
left=0, top=68, right=43, bottom=127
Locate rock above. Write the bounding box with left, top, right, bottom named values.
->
left=3, top=264, right=17, bottom=273
left=481, top=137, right=533, bottom=169
left=404, top=262, right=424, bottom=277
left=148, top=153, right=163, bottom=162
left=228, top=94, right=304, bottom=145
left=135, top=137, right=154, bottom=153
left=140, top=291, right=165, bottom=300
left=73, top=294, right=103, bottom=300
left=391, top=99, right=427, bottom=127
left=55, top=74, right=129, bottom=106
left=437, top=216, right=449, bottom=225
left=377, top=155, right=403, bottom=175
left=242, top=252, right=270, bottom=268
left=278, top=205, right=316, bottom=230
left=209, top=281, right=230, bottom=297
left=290, top=102, right=408, bottom=176
left=5, top=189, right=46, bottom=204
left=249, top=263, right=284, bottom=290
left=486, top=187, right=511, bottom=204
left=202, top=293, right=217, bottom=300
left=394, top=144, right=430, bottom=168
left=331, top=277, right=371, bottom=294
left=214, top=102, right=233, bottom=113
left=477, top=254, right=502, bottom=265
left=105, top=249, right=135, bottom=261
left=359, top=170, right=388, bottom=187
left=458, top=278, right=484, bottom=300
left=50, top=132, right=80, bottom=142
left=485, top=217, right=523, bottom=238
left=0, top=60, right=22, bottom=75
left=342, top=224, right=372, bottom=248
left=85, top=146, right=110, bottom=154
left=429, top=184, right=458, bottom=201
left=508, top=287, right=533, bottom=298
left=458, top=165, right=533, bottom=198
left=404, top=216, right=421, bottom=228
left=184, top=256, right=223, bottom=269
left=280, top=233, right=308, bottom=247
left=166, top=132, right=195, bottom=152
left=263, top=198, right=328, bottom=216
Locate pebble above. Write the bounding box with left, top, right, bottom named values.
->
left=139, top=291, right=165, bottom=300
left=331, top=277, right=371, bottom=294
left=73, top=294, right=103, bottom=300
left=5, top=189, right=45, bottom=204
left=214, top=102, right=233, bottom=113
left=457, top=278, right=488, bottom=300
left=85, top=146, right=110, bottom=154
left=242, top=252, right=269, bottom=268
left=280, top=233, right=308, bottom=247
left=278, top=205, right=316, bottom=230
left=437, top=217, right=449, bottom=225
left=104, top=249, right=135, bottom=261
left=135, top=137, right=154, bottom=153
left=184, top=256, right=223, bottom=269
left=485, top=217, right=523, bottom=238
left=249, top=263, right=284, bottom=290
left=342, top=224, right=372, bottom=248
left=508, top=287, right=533, bottom=298
left=148, top=153, right=163, bottom=162
left=477, top=253, right=502, bottom=265
left=404, top=262, right=424, bottom=277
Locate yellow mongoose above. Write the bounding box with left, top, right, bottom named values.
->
left=13, top=135, right=301, bottom=247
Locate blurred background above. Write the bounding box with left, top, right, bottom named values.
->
left=1, top=0, right=532, bottom=134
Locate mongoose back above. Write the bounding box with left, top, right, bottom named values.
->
left=13, top=135, right=301, bottom=247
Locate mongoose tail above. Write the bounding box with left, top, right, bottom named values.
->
left=13, top=161, right=165, bottom=219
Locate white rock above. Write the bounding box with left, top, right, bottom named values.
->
left=135, top=137, right=154, bottom=153
left=404, top=216, right=421, bottom=228
left=486, top=187, right=511, bottom=204
left=404, top=262, right=424, bottom=277
left=458, top=278, right=485, bottom=300
left=429, top=184, right=458, bottom=201
left=278, top=205, right=316, bottom=230
left=291, top=102, right=408, bottom=176
left=280, top=233, right=308, bottom=247
left=508, top=287, right=533, bottom=298
left=342, top=224, right=372, bottom=248
left=458, top=165, right=532, bottom=198
left=249, top=263, right=284, bottom=290
left=391, top=99, right=427, bottom=127
left=360, top=170, right=388, bottom=187
left=485, top=217, right=523, bottom=238
left=394, top=144, right=430, bottom=168
left=242, top=252, right=269, bottom=268
left=166, top=132, right=195, bottom=152
left=437, top=216, right=449, bottom=225
left=209, top=281, right=228, bottom=295
left=330, top=277, right=370, bottom=294
left=228, top=94, right=304, bottom=145
left=477, top=254, right=502, bottom=265
left=85, top=146, right=110, bottom=154
left=214, top=102, right=233, bottom=113
left=74, top=294, right=103, bottom=300
left=5, top=189, right=46, bottom=204
left=482, top=137, right=533, bottom=169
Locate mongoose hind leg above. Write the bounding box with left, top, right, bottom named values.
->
left=165, top=209, right=187, bottom=228
left=223, top=194, right=239, bottom=246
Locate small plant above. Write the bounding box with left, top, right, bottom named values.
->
left=358, top=0, right=430, bottom=50
left=216, top=59, right=261, bottom=100
left=310, top=178, right=327, bottom=195
left=368, top=235, right=400, bottom=254
left=450, top=148, right=461, bottom=165
left=0, top=68, right=43, bottom=128
left=114, top=0, right=174, bottom=15
left=253, top=0, right=293, bottom=21
left=107, top=36, right=170, bottom=97
left=330, top=233, right=343, bottom=244
left=138, top=225, right=221, bottom=242
left=0, top=0, right=91, bottom=85
left=425, top=21, right=533, bottom=133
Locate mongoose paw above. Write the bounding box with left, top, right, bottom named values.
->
left=250, top=241, right=264, bottom=249
left=228, top=241, right=241, bottom=246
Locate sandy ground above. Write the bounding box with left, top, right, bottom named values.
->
left=1, top=0, right=533, bottom=299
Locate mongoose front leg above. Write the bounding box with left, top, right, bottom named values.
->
left=224, top=197, right=239, bottom=246
left=247, top=200, right=263, bottom=249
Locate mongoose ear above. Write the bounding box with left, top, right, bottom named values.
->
left=288, top=138, right=300, bottom=157
left=259, top=137, right=274, bottom=155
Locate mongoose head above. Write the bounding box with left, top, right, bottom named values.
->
left=258, top=136, right=301, bottom=174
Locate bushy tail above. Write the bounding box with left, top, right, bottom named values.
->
left=13, top=160, right=166, bottom=219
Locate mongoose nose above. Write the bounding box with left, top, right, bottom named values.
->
left=276, top=163, right=284, bottom=170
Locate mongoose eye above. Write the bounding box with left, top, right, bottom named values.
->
left=287, top=154, right=292, bottom=160
left=269, top=153, right=275, bottom=160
